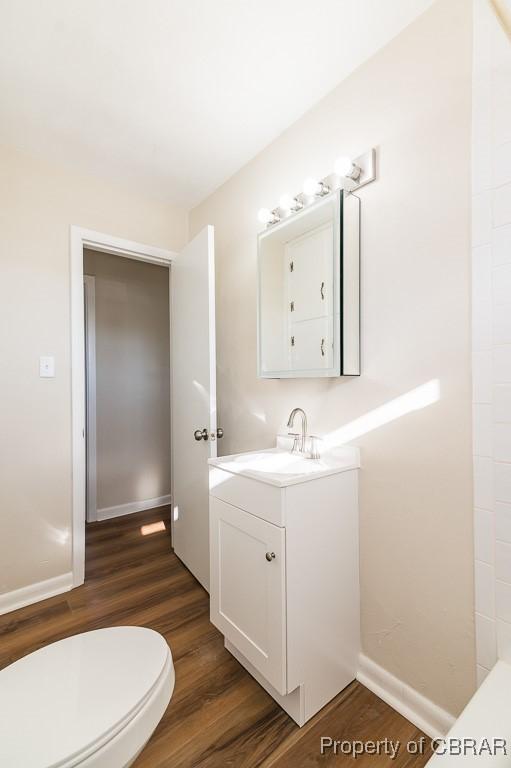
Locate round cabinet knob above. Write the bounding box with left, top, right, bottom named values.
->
left=194, top=428, right=208, bottom=441
left=265, top=552, right=276, bottom=562
left=216, top=428, right=224, bottom=439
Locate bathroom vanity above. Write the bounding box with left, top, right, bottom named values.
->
left=208, top=441, right=360, bottom=726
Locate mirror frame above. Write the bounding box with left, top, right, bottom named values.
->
left=257, top=189, right=360, bottom=378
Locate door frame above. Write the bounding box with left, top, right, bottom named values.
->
left=83, top=275, right=97, bottom=523
left=70, top=226, right=177, bottom=587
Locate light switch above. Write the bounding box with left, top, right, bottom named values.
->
left=39, top=356, right=55, bottom=378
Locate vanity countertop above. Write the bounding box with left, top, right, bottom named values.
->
left=208, top=445, right=360, bottom=488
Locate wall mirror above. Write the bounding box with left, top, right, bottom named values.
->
left=257, top=189, right=360, bottom=378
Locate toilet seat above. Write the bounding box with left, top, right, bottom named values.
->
left=0, top=626, right=175, bottom=768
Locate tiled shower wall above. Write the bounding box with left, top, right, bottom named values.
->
left=473, top=0, right=511, bottom=685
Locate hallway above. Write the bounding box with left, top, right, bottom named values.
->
left=0, top=508, right=431, bottom=767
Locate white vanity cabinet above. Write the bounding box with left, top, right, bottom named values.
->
left=209, top=497, right=287, bottom=693
left=208, top=446, right=360, bottom=726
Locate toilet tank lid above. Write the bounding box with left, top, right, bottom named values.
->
left=0, top=626, right=172, bottom=768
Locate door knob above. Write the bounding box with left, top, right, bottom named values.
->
left=265, top=552, right=276, bottom=562
left=194, top=428, right=208, bottom=441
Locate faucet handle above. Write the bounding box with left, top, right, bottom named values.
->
left=288, top=432, right=300, bottom=453
left=308, top=435, right=321, bottom=460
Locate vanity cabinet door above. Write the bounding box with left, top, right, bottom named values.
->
left=210, top=497, right=287, bottom=694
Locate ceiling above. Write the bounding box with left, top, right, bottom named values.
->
left=0, top=0, right=434, bottom=207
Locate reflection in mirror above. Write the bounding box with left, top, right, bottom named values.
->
left=257, top=190, right=360, bottom=378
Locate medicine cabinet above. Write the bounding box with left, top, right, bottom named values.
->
left=257, top=189, right=360, bottom=378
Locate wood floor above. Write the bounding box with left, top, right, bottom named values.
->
left=0, top=507, right=432, bottom=767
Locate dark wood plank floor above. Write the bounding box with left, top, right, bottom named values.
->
left=0, top=507, right=432, bottom=767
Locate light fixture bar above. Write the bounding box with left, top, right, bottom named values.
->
left=257, top=147, right=376, bottom=227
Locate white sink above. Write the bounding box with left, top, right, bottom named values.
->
left=208, top=444, right=359, bottom=488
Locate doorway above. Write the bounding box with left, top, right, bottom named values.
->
left=70, top=226, right=217, bottom=593
left=70, top=228, right=176, bottom=587
left=83, top=250, right=171, bottom=531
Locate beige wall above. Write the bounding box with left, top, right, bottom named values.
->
left=83, top=250, right=170, bottom=512
left=0, top=143, right=187, bottom=596
left=190, top=0, right=474, bottom=714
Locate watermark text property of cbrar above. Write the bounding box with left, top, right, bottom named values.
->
left=320, top=736, right=508, bottom=759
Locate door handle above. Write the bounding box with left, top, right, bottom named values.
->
left=194, top=427, right=223, bottom=441
left=320, top=281, right=325, bottom=300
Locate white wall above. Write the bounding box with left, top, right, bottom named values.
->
left=83, top=250, right=171, bottom=514
left=190, top=0, right=474, bottom=715
left=0, top=143, right=187, bottom=605
left=472, top=0, right=511, bottom=684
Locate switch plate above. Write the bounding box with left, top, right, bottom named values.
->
left=39, top=356, right=55, bottom=378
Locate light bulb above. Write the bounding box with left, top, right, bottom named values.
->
left=257, top=207, right=272, bottom=224
left=335, top=155, right=361, bottom=180
left=279, top=194, right=303, bottom=213
left=302, top=178, right=321, bottom=197
left=334, top=156, right=354, bottom=177
left=279, top=194, right=294, bottom=212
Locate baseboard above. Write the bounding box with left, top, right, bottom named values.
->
left=0, top=572, right=73, bottom=617
left=357, top=653, right=455, bottom=740
left=96, top=494, right=171, bottom=521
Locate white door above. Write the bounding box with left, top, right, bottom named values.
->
left=172, top=225, right=217, bottom=591
left=210, top=497, right=287, bottom=694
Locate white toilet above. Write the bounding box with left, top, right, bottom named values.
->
left=0, top=626, right=175, bottom=767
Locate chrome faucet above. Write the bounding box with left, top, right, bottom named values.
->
left=286, top=408, right=307, bottom=453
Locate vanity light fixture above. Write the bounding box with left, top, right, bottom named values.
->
left=257, top=147, right=376, bottom=227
